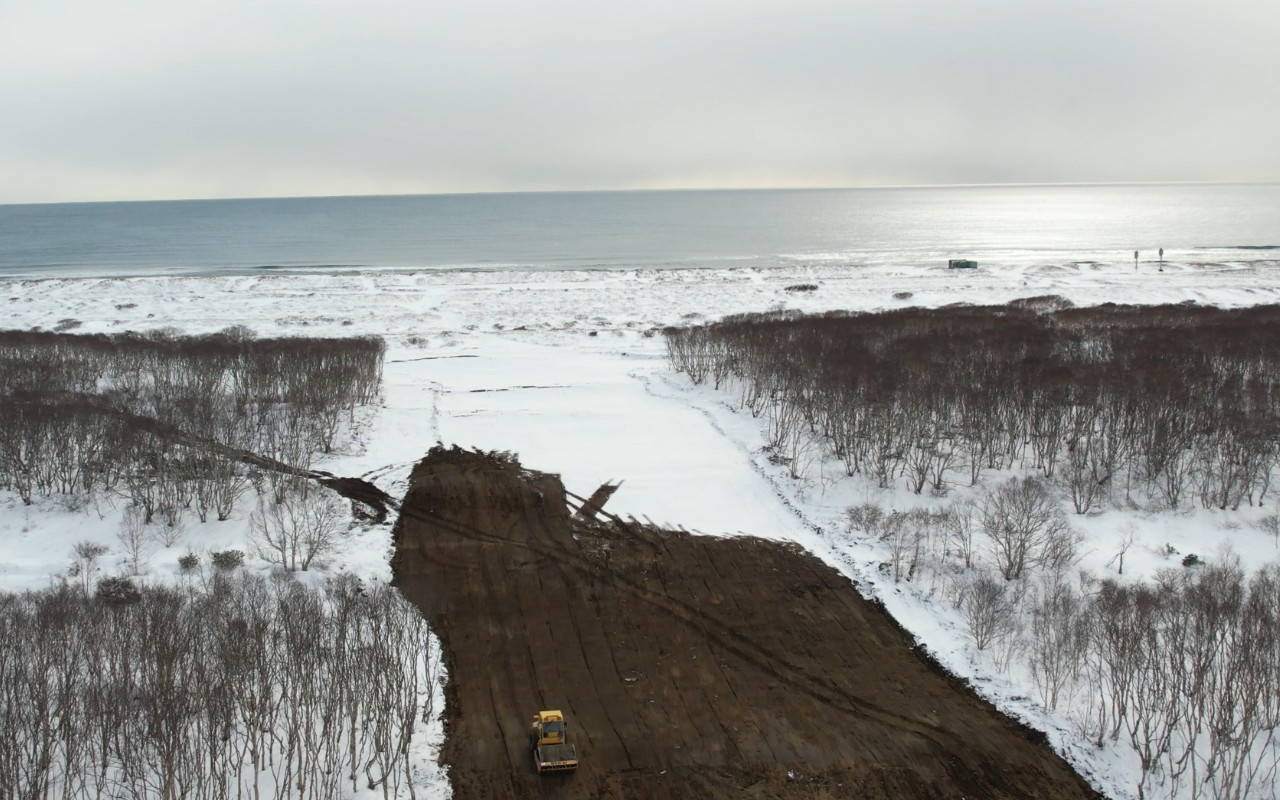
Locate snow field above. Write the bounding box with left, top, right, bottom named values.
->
left=5, top=256, right=1280, bottom=799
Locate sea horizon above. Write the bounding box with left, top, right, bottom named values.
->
left=2, top=183, right=1278, bottom=280
left=5, top=179, right=1277, bottom=209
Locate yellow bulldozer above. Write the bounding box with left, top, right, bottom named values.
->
left=529, top=709, right=579, bottom=773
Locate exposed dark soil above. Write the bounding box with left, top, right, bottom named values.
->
left=391, top=446, right=1105, bottom=800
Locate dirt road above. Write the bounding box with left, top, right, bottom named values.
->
left=391, top=447, right=1104, bottom=800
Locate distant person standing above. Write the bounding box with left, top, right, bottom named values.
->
left=1134, top=250, right=1139, bottom=271
left=1159, top=247, right=1164, bottom=272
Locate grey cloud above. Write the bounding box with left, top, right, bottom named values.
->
left=0, top=0, right=1277, bottom=202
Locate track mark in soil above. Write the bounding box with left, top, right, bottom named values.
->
left=391, top=446, right=1104, bottom=800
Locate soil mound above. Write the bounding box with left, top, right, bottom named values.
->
left=391, top=446, right=1103, bottom=800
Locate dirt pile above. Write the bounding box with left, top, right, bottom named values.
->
left=391, top=446, right=1104, bottom=800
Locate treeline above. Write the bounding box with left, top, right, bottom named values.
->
left=0, top=572, right=437, bottom=800
left=1029, top=561, right=1280, bottom=800
left=1067, top=563, right=1280, bottom=800
left=848, top=489, right=1280, bottom=799
left=668, top=300, right=1280, bottom=799
left=0, top=329, right=385, bottom=519
left=665, top=301, right=1280, bottom=511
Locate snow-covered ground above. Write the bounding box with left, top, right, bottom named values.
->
left=5, top=255, right=1280, bottom=800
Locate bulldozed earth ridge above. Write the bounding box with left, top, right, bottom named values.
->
left=391, top=446, right=1105, bottom=800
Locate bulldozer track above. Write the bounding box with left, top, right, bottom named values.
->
left=392, top=447, right=1105, bottom=800
left=400, top=502, right=946, bottom=747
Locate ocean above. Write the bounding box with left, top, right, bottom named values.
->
left=1, top=184, right=1277, bottom=278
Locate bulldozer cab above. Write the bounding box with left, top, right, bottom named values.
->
left=540, top=718, right=564, bottom=741
left=532, top=710, right=566, bottom=744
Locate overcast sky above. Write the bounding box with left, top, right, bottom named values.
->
left=1, top=0, right=1277, bottom=203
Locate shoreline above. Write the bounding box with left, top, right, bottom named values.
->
left=5, top=260, right=1280, bottom=345
left=3, top=246, right=1278, bottom=283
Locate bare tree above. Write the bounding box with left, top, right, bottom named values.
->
left=877, top=510, right=912, bottom=583
left=70, top=540, right=108, bottom=596
left=250, top=479, right=349, bottom=571
left=1064, top=434, right=1105, bottom=515
left=1106, top=527, right=1138, bottom=575
left=963, top=572, right=1020, bottom=652
left=116, top=504, right=152, bottom=575
left=979, top=477, right=1075, bottom=581
left=1027, top=579, right=1085, bottom=711
left=944, top=499, right=980, bottom=570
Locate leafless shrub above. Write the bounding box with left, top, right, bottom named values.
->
left=151, top=507, right=185, bottom=548
left=1255, top=512, right=1280, bottom=547
left=96, top=575, right=141, bottom=605
left=963, top=572, right=1020, bottom=652
left=1008, top=295, right=1074, bottom=312
left=210, top=549, right=244, bottom=571
left=876, top=511, right=912, bottom=583
left=844, top=503, right=885, bottom=533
